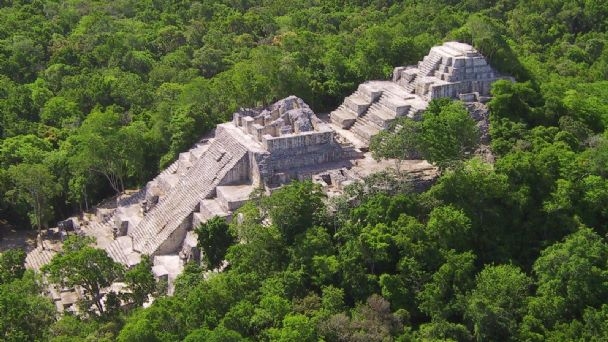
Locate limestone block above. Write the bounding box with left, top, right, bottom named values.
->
left=253, top=124, right=264, bottom=141
left=382, top=97, right=410, bottom=116
left=242, top=116, right=254, bottom=134
left=192, top=212, right=205, bottom=228
left=233, top=113, right=242, bottom=126
left=403, top=68, right=418, bottom=81
left=220, top=155, right=249, bottom=185
left=392, top=66, right=406, bottom=82
left=344, top=96, right=371, bottom=115
left=358, top=83, right=382, bottom=102
left=127, top=252, right=141, bottom=267
left=152, top=265, right=169, bottom=279
left=330, top=109, right=357, bottom=129
left=475, top=65, right=491, bottom=73
left=216, top=185, right=254, bottom=211
left=280, top=125, right=292, bottom=135
left=270, top=108, right=280, bottom=120
left=459, top=93, right=477, bottom=102
left=473, top=58, right=487, bottom=66
left=368, top=109, right=399, bottom=127
left=154, top=215, right=191, bottom=256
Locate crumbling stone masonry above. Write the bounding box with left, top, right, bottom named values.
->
left=330, top=41, right=505, bottom=146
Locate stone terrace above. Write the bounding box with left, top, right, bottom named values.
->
left=330, top=41, right=503, bottom=146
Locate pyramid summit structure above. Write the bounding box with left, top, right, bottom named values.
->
left=330, top=41, right=504, bottom=145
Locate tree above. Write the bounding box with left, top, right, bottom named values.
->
left=183, top=326, right=245, bottom=342
left=250, top=294, right=291, bottom=332
left=0, top=271, right=56, bottom=341
left=0, top=249, right=26, bottom=284
left=266, top=314, right=317, bottom=342
left=415, top=320, right=473, bottom=341
left=118, top=297, right=186, bottom=341
left=319, top=294, right=403, bottom=342
left=424, top=158, right=514, bottom=264
left=418, top=250, right=476, bottom=321
left=369, top=117, right=422, bottom=173
left=124, top=254, right=156, bottom=307
left=526, top=228, right=608, bottom=332
left=226, top=194, right=288, bottom=272
left=6, top=163, right=59, bottom=236
left=40, top=96, right=81, bottom=127
left=420, top=99, right=480, bottom=169
left=0, top=134, right=52, bottom=168
left=67, top=107, right=147, bottom=194
left=117, top=317, right=160, bottom=342
left=358, top=223, right=396, bottom=275
left=195, top=216, right=235, bottom=270
left=465, top=264, right=531, bottom=341
left=42, top=236, right=124, bottom=315
left=489, top=80, right=542, bottom=126
left=426, top=205, right=473, bottom=252
left=261, top=180, right=325, bottom=244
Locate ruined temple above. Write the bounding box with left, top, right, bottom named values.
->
left=25, top=41, right=502, bottom=311
left=232, top=96, right=359, bottom=186
left=330, top=41, right=503, bottom=145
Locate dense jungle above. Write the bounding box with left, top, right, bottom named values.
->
left=1, top=0, right=608, bottom=341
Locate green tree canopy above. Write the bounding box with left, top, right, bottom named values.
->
left=195, top=216, right=235, bottom=270
left=42, top=236, right=124, bottom=315
left=420, top=99, right=480, bottom=169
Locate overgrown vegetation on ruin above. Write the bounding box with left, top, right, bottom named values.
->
left=2, top=0, right=608, bottom=340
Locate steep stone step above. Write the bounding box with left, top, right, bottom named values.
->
left=127, top=127, right=250, bottom=258
left=404, top=80, right=415, bottom=93
left=139, top=151, right=244, bottom=256
left=350, top=116, right=382, bottom=143
left=378, top=95, right=410, bottom=117
left=105, top=239, right=130, bottom=265
left=418, top=51, right=443, bottom=76
left=344, top=93, right=372, bottom=115
left=367, top=103, right=398, bottom=128
left=330, top=106, right=358, bottom=129
left=357, top=83, right=382, bottom=103
left=25, top=247, right=56, bottom=271
left=195, top=197, right=230, bottom=227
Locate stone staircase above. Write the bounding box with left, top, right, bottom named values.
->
left=404, top=76, right=416, bottom=93
left=350, top=114, right=383, bottom=143
left=366, top=102, right=395, bottom=128
left=417, top=50, right=443, bottom=76
left=343, top=90, right=372, bottom=115
left=25, top=247, right=56, bottom=271
left=331, top=82, right=411, bottom=145
left=136, top=139, right=246, bottom=256
left=330, top=104, right=358, bottom=129
left=104, top=126, right=249, bottom=264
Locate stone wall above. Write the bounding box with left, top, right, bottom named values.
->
left=154, top=213, right=192, bottom=256
left=262, top=130, right=334, bottom=152
left=219, top=153, right=250, bottom=185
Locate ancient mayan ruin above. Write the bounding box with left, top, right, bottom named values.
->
left=25, top=41, right=503, bottom=311
left=330, top=41, right=502, bottom=146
